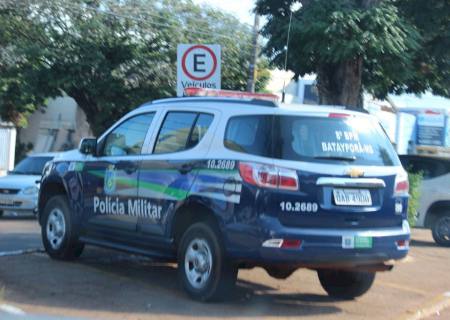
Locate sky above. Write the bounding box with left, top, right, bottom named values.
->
left=192, top=0, right=256, bottom=26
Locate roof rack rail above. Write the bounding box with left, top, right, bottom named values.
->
left=306, top=104, right=369, bottom=114
left=344, top=106, right=369, bottom=114
left=151, top=96, right=278, bottom=108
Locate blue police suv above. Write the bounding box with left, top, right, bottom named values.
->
left=38, top=90, right=410, bottom=301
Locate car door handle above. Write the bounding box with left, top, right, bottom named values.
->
left=179, top=164, right=193, bottom=174
left=117, top=161, right=138, bottom=174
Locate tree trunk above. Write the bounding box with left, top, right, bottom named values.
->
left=313, top=0, right=381, bottom=109
left=316, top=57, right=363, bottom=108
left=68, top=90, right=104, bottom=137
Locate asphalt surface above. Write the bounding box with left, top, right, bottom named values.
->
left=1, top=217, right=450, bottom=320
left=0, top=216, right=42, bottom=253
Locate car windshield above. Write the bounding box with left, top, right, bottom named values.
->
left=11, top=156, right=54, bottom=175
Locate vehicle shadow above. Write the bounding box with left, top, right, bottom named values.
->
left=78, top=248, right=342, bottom=317
left=0, top=247, right=342, bottom=318
left=0, top=215, right=36, bottom=220
left=410, top=239, right=438, bottom=248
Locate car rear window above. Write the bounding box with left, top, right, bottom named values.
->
left=225, top=115, right=400, bottom=166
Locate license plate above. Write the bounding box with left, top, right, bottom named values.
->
left=342, top=236, right=373, bottom=249
left=333, top=188, right=372, bottom=206
left=0, top=199, right=14, bottom=206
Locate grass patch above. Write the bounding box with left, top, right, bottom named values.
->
left=407, top=171, right=423, bottom=227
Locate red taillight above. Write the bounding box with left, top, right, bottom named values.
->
left=281, top=239, right=302, bottom=249
left=238, top=162, right=299, bottom=191
left=238, top=163, right=257, bottom=185
left=257, top=166, right=278, bottom=188
left=394, top=172, right=409, bottom=196
left=396, top=239, right=409, bottom=250
left=278, top=168, right=299, bottom=190
left=262, top=238, right=303, bottom=248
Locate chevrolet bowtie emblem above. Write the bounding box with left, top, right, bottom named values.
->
left=347, top=168, right=364, bottom=178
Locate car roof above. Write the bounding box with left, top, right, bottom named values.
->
left=137, top=97, right=370, bottom=118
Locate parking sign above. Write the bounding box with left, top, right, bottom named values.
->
left=177, top=44, right=221, bottom=96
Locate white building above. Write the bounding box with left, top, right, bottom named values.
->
left=19, top=96, right=92, bottom=154
left=0, top=120, right=16, bottom=176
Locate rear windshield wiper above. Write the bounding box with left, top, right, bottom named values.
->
left=314, top=155, right=356, bottom=161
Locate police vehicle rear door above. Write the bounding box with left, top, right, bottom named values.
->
left=82, top=112, right=156, bottom=237
left=137, top=108, right=216, bottom=238
left=269, top=112, right=406, bottom=229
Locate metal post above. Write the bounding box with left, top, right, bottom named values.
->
left=282, top=10, right=293, bottom=103
left=247, top=14, right=260, bottom=93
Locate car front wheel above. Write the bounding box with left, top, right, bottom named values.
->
left=178, top=221, right=237, bottom=301
left=317, top=269, right=375, bottom=299
left=41, top=195, right=84, bottom=260
left=432, top=214, right=450, bottom=247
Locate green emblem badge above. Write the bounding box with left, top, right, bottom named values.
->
left=104, top=165, right=116, bottom=194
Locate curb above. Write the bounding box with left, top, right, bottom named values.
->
left=0, top=248, right=44, bottom=257
left=398, top=292, right=450, bottom=320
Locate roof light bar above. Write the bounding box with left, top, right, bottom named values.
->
left=184, top=87, right=279, bottom=102
left=328, top=113, right=350, bottom=118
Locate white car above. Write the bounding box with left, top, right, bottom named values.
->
left=399, top=155, right=450, bottom=246
left=0, top=153, right=57, bottom=217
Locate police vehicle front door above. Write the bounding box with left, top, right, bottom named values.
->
left=137, top=111, right=215, bottom=238
left=83, top=113, right=155, bottom=236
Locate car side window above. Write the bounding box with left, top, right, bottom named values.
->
left=187, top=114, right=214, bottom=149
left=224, top=115, right=272, bottom=157
left=153, top=112, right=213, bottom=154
left=102, top=113, right=155, bottom=156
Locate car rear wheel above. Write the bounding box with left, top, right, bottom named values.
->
left=317, top=269, right=375, bottom=299
left=432, top=213, right=450, bottom=247
left=41, top=196, right=84, bottom=260
left=178, top=221, right=237, bottom=301
left=0, top=210, right=3, bottom=217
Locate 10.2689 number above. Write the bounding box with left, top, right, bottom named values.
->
left=207, top=159, right=236, bottom=170
left=280, top=201, right=318, bottom=213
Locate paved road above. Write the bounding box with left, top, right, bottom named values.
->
left=0, top=218, right=449, bottom=320
left=0, top=217, right=42, bottom=253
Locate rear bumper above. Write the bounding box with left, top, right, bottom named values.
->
left=226, top=217, right=410, bottom=268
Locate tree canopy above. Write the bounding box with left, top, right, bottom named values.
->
left=0, top=0, right=269, bottom=135
left=256, top=0, right=449, bottom=107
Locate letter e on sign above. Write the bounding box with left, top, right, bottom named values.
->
left=177, top=44, right=221, bottom=96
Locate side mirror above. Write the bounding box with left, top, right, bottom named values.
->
left=79, top=138, right=97, bottom=156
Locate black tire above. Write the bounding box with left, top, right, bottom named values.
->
left=41, top=195, right=84, bottom=260
left=318, top=269, right=375, bottom=300
left=0, top=210, right=3, bottom=217
left=178, top=221, right=237, bottom=302
left=432, top=213, right=450, bottom=247
left=265, top=267, right=297, bottom=279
